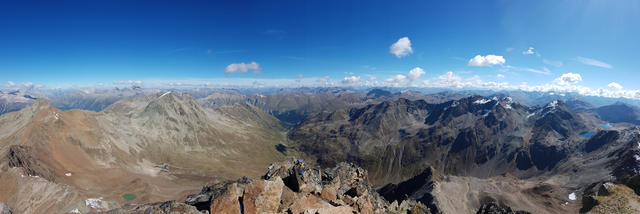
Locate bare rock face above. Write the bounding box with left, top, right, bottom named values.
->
left=7, top=145, right=56, bottom=181
left=242, top=177, right=284, bottom=214
left=209, top=183, right=242, bottom=214
left=185, top=177, right=252, bottom=211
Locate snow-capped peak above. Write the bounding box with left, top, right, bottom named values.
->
left=473, top=98, right=491, bottom=105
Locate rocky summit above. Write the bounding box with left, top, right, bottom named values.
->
left=105, top=159, right=430, bottom=214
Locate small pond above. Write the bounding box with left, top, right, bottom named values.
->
left=600, top=124, right=612, bottom=129
left=123, top=193, right=136, bottom=201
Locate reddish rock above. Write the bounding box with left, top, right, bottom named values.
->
left=320, top=186, right=337, bottom=202
left=279, top=186, right=298, bottom=211
left=210, top=183, right=242, bottom=214
left=356, top=196, right=374, bottom=214
left=289, top=195, right=324, bottom=214
left=243, top=176, right=284, bottom=214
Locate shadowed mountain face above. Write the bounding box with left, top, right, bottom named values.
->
left=595, top=102, right=640, bottom=125
left=198, top=89, right=471, bottom=127
left=289, top=96, right=595, bottom=185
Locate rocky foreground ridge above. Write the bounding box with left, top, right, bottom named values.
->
left=104, top=158, right=436, bottom=214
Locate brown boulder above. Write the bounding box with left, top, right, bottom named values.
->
left=210, top=183, right=242, bottom=214
left=243, top=176, right=284, bottom=214
left=320, top=186, right=337, bottom=202
left=279, top=186, right=298, bottom=212
left=289, top=195, right=332, bottom=214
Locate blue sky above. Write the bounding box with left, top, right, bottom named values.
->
left=0, top=0, right=639, bottom=97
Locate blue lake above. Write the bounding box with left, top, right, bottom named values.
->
left=580, top=132, right=596, bottom=138
left=600, top=124, right=612, bottom=129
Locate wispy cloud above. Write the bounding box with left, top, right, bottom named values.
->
left=505, top=65, right=551, bottom=75
left=522, top=47, right=535, bottom=55
left=574, top=56, right=612, bottom=69
left=543, top=59, right=563, bottom=67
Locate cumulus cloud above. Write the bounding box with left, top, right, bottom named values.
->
left=496, top=74, right=505, bottom=79
left=384, top=67, right=425, bottom=86
left=574, top=57, right=612, bottom=69
left=225, top=62, right=262, bottom=74
left=608, top=82, right=623, bottom=90
left=437, top=72, right=463, bottom=86
left=468, top=55, right=506, bottom=67
left=522, top=47, right=535, bottom=55
left=390, top=37, right=413, bottom=58
left=7, top=81, right=16, bottom=87
left=113, top=80, right=143, bottom=86
left=554, top=72, right=582, bottom=85
left=385, top=74, right=407, bottom=85
left=407, top=67, right=425, bottom=81
left=341, top=76, right=361, bottom=85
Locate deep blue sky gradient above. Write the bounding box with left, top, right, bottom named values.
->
left=0, top=0, right=638, bottom=89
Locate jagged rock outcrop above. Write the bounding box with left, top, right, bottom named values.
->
left=476, top=202, right=530, bottom=214
left=378, top=167, right=440, bottom=213
left=7, top=145, right=56, bottom=181
left=182, top=159, right=426, bottom=214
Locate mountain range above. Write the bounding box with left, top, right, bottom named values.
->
left=1, top=88, right=640, bottom=213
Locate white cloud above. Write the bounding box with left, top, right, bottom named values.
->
left=496, top=74, right=505, bottom=79
left=468, top=55, right=506, bottom=67
left=522, top=47, right=535, bottom=55
left=113, top=80, right=143, bottom=86
left=390, top=37, right=413, bottom=58
left=316, top=76, right=331, bottom=85
left=554, top=72, right=582, bottom=85
left=341, top=76, right=361, bottom=85
left=407, top=67, right=425, bottom=81
left=608, top=82, right=623, bottom=90
left=225, top=62, right=262, bottom=74
left=7, top=81, right=16, bottom=87
left=437, top=72, right=463, bottom=87
left=384, top=67, right=425, bottom=86
left=385, top=74, right=407, bottom=85
left=574, top=57, right=612, bottom=69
